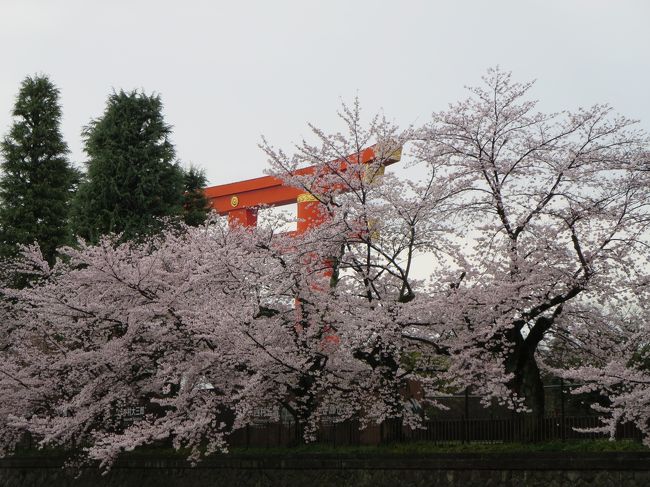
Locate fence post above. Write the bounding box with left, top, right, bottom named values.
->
left=463, top=387, right=469, bottom=444
left=560, top=377, right=566, bottom=441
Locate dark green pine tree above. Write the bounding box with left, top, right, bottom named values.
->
left=182, top=165, right=210, bottom=226
left=0, top=75, right=79, bottom=266
left=72, top=90, right=185, bottom=243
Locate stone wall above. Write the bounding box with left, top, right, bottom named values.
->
left=1, top=452, right=649, bottom=487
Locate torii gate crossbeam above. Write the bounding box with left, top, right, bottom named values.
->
left=204, top=145, right=401, bottom=234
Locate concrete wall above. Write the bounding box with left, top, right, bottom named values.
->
left=1, top=452, right=649, bottom=487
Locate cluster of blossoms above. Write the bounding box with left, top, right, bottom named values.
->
left=1, top=68, right=649, bottom=466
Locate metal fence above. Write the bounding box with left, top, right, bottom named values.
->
left=223, top=382, right=645, bottom=448
left=14, top=382, right=643, bottom=451
left=14, top=414, right=642, bottom=452
left=227, top=415, right=643, bottom=449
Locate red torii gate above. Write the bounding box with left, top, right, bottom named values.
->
left=204, top=146, right=402, bottom=233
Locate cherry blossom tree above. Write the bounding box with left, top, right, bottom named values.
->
left=410, top=67, right=650, bottom=418
left=0, top=178, right=451, bottom=468
left=260, top=100, right=463, bottom=414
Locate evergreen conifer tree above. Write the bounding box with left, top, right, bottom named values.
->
left=182, top=165, right=210, bottom=226
left=0, top=75, right=78, bottom=266
left=73, top=90, right=185, bottom=242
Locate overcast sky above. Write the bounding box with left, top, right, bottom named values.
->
left=1, top=0, right=649, bottom=188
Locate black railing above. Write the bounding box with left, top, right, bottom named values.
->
left=14, top=415, right=643, bottom=452
left=226, top=415, right=643, bottom=449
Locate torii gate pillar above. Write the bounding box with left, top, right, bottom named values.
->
left=296, top=193, right=327, bottom=234
left=228, top=208, right=258, bottom=228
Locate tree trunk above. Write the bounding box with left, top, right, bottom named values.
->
left=505, top=341, right=545, bottom=441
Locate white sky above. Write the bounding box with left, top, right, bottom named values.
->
left=1, top=0, right=649, bottom=187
